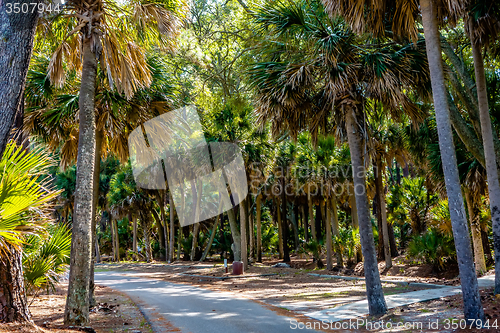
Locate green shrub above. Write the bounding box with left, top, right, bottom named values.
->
left=23, top=222, right=71, bottom=297
left=407, top=229, right=456, bottom=272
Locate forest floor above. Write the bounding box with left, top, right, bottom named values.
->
left=93, top=255, right=499, bottom=332
left=0, top=282, right=153, bottom=333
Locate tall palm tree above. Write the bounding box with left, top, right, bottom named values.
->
left=249, top=0, right=428, bottom=315
left=467, top=0, right=500, bottom=294
left=0, top=142, right=59, bottom=323
left=33, top=0, right=184, bottom=324
left=321, top=0, right=485, bottom=321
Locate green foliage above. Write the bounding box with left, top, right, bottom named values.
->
left=23, top=223, right=71, bottom=296
left=407, top=229, right=456, bottom=272
left=333, top=226, right=360, bottom=263
left=0, top=142, right=60, bottom=253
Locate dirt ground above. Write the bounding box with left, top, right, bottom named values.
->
left=95, top=257, right=498, bottom=332
left=0, top=283, right=153, bottom=333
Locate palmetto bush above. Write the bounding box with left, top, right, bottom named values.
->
left=407, top=229, right=456, bottom=272
left=333, top=226, right=360, bottom=264
left=0, top=142, right=61, bottom=299
left=23, top=223, right=71, bottom=297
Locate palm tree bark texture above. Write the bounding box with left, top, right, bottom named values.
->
left=345, top=104, right=387, bottom=316
left=468, top=16, right=500, bottom=295
left=420, top=0, right=484, bottom=321
left=64, top=35, right=97, bottom=326
left=0, top=0, right=40, bottom=160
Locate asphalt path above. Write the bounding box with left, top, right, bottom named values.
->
left=95, top=271, right=321, bottom=333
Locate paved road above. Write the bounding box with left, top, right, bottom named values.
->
left=95, top=271, right=319, bottom=333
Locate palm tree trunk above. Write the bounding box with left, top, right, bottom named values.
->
left=331, top=195, right=342, bottom=267
left=177, top=227, right=182, bottom=261
left=227, top=206, right=241, bottom=261
left=256, top=194, right=263, bottom=262
left=469, top=18, right=500, bottom=293
left=302, top=205, right=308, bottom=243
left=141, top=215, right=153, bottom=263
left=240, top=196, right=248, bottom=270
left=168, top=192, right=175, bottom=263
left=133, top=216, right=138, bottom=260
left=276, top=198, right=284, bottom=259
left=308, top=193, right=316, bottom=242
left=201, top=215, right=221, bottom=262
left=0, top=1, right=39, bottom=160
left=88, top=129, right=103, bottom=307
left=375, top=156, right=391, bottom=268
left=152, top=208, right=166, bottom=256
left=113, top=219, right=120, bottom=262
left=110, top=219, right=116, bottom=261
left=420, top=0, right=484, bottom=320
left=249, top=206, right=255, bottom=261
left=281, top=177, right=290, bottom=262
left=349, top=184, right=362, bottom=262
left=64, top=36, right=97, bottom=326
left=291, top=203, right=300, bottom=251
left=0, top=246, right=32, bottom=323
left=465, top=188, right=487, bottom=274
left=156, top=190, right=169, bottom=262
left=190, top=223, right=200, bottom=261
left=345, top=104, right=387, bottom=316
left=326, top=198, right=333, bottom=270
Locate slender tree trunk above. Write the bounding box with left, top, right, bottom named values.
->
left=290, top=203, right=300, bottom=251
left=0, top=246, right=32, bottom=323
left=64, top=37, right=97, bottom=326
left=240, top=196, right=248, bottom=269
left=227, top=207, right=241, bottom=261
left=388, top=222, right=398, bottom=257
left=276, top=198, right=284, bottom=259
left=110, top=219, right=116, bottom=261
left=140, top=214, right=152, bottom=263
left=0, top=0, right=40, bottom=160
left=133, top=217, right=138, bottom=260
left=465, top=189, right=487, bottom=274
left=302, top=205, right=308, bottom=243
left=349, top=184, right=362, bottom=262
left=88, top=130, right=102, bottom=308
left=152, top=209, right=165, bottom=259
left=256, top=194, right=262, bottom=262
left=326, top=198, right=333, bottom=270
left=190, top=223, right=200, bottom=261
left=375, top=156, right=391, bottom=268
left=201, top=215, right=221, bottom=262
left=177, top=227, right=182, bottom=261
left=281, top=177, right=290, bottom=262
left=156, top=191, right=169, bottom=262
left=420, top=0, right=484, bottom=320
left=345, top=104, right=387, bottom=316
left=331, top=195, right=343, bottom=267
left=113, top=219, right=120, bottom=262
left=308, top=194, right=316, bottom=242
left=469, top=19, right=500, bottom=293
left=95, top=234, right=100, bottom=263
left=249, top=206, right=255, bottom=261
left=169, top=192, right=175, bottom=263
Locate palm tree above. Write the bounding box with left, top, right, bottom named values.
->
left=249, top=0, right=429, bottom=315
left=0, top=142, right=60, bottom=323
left=321, top=0, right=485, bottom=321
left=31, top=0, right=183, bottom=321
left=467, top=0, right=500, bottom=294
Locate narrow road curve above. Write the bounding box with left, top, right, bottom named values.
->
left=95, top=271, right=320, bottom=333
